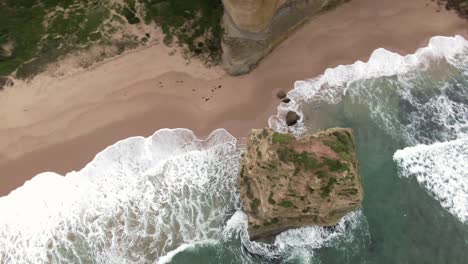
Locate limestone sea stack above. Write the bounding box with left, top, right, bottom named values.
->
left=239, top=128, right=364, bottom=241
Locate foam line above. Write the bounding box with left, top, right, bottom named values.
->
left=269, top=35, right=468, bottom=136
left=394, top=137, right=468, bottom=223
left=0, top=128, right=241, bottom=263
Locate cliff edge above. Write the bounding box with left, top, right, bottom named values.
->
left=239, top=128, right=363, bottom=241
left=222, top=0, right=348, bottom=75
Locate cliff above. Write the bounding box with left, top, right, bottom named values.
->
left=221, top=0, right=348, bottom=75
left=239, top=128, right=363, bottom=241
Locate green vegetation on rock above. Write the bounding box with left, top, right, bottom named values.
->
left=276, top=146, right=320, bottom=176
left=293, top=151, right=319, bottom=172
left=323, top=130, right=354, bottom=161
left=278, top=200, right=294, bottom=208
left=272, top=132, right=294, bottom=145
left=240, top=128, right=363, bottom=241
left=321, top=178, right=337, bottom=198
left=338, top=188, right=358, bottom=197
left=322, top=157, right=348, bottom=172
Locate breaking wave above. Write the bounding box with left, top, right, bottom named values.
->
left=0, top=128, right=362, bottom=263
left=394, top=138, right=468, bottom=223
left=0, top=129, right=241, bottom=263
left=270, top=35, right=468, bottom=224
left=223, top=210, right=367, bottom=262
left=2, top=35, right=467, bottom=262
left=270, top=35, right=468, bottom=143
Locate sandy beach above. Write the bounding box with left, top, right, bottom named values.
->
left=1, top=0, right=467, bottom=197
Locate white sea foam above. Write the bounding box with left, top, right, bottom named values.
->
left=0, top=129, right=242, bottom=263
left=5, top=35, right=467, bottom=263
left=268, top=35, right=468, bottom=227
left=393, top=137, right=468, bottom=223
left=269, top=35, right=468, bottom=142
left=157, top=240, right=219, bottom=264
left=222, top=210, right=367, bottom=262
left=0, top=127, right=364, bottom=263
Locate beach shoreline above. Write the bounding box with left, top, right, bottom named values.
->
left=1, top=0, right=467, bottom=197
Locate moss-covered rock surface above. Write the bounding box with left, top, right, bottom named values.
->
left=239, top=128, right=364, bottom=241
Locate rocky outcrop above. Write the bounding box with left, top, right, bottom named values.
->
left=285, top=111, right=300, bottom=126
left=239, top=128, right=363, bottom=241
left=222, top=0, right=348, bottom=75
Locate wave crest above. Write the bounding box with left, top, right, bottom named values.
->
left=269, top=35, right=468, bottom=144
left=394, top=137, right=468, bottom=223
left=0, top=129, right=242, bottom=263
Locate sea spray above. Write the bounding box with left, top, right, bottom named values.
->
left=0, top=128, right=362, bottom=263
left=270, top=35, right=468, bottom=144
left=394, top=138, right=468, bottom=223
left=2, top=35, right=468, bottom=263
left=269, top=35, right=468, bottom=227
left=222, top=210, right=367, bottom=263
left=0, top=129, right=242, bottom=263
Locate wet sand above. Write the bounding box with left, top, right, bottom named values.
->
left=1, top=0, right=467, bottom=196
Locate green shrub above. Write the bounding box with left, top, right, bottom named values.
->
left=322, top=157, right=348, bottom=172
left=321, top=178, right=337, bottom=198
left=140, top=0, right=224, bottom=61
left=250, top=198, right=261, bottom=213
left=277, top=146, right=289, bottom=162
left=278, top=200, right=294, bottom=208
left=272, top=132, right=294, bottom=145
left=324, top=131, right=354, bottom=160
left=0, top=0, right=110, bottom=77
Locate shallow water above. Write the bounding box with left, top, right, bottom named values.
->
left=1, top=36, right=467, bottom=263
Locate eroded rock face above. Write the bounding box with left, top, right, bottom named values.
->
left=239, top=128, right=363, bottom=241
left=222, top=0, right=282, bottom=33
left=222, top=0, right=348, bottom=75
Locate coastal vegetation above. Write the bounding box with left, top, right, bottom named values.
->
left=140, top=0, right=224, bottom=61
left=0, top=0, right=224, bottom=80
left=0, top=0, right=136, bottom=78
left=442, top=0, right=468, bottom=19
left=240, top=128, right=363, bottom=240
left=271, top=132, right=294, bottom=144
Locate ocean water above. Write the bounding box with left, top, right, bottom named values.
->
left=1, top=36, right=467, bottom=263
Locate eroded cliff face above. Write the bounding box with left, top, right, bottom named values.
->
left=239, top=128, right=363, bottom=241
left=222, top=0, right=283, bottom=33
left=222, top=0, right=348, bottom=75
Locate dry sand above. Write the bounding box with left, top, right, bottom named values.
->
left=1, top=0, right=467, bottom=196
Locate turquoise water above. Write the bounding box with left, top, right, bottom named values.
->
left=170, top=36, right=468, bottom=263
left=1, top=36, right=467, bottom=263
left=300, top=92, right=468, bottom=263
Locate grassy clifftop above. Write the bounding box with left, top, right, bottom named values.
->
left=0, top=0, right=139, bottom=78
left=240, top=128, right=364, bottom=241
left=141, top=0, right=223, bottom=61
left=0, top=0, right=224, bottom=80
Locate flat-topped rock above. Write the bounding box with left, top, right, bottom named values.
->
left=239, top=128, right=364, bottom=241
